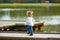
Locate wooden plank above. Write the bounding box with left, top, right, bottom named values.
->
left=0, top=21, right=44, bottom=28
left=0, top=22, right=15, bottom=29
left=0, top=33, right=60, bottom=38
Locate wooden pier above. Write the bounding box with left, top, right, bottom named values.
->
left=0, top=21, right=60, bottom=40
left=0, top=33, right=60, bottom=40
left=0, top=20, right=44, bottom=31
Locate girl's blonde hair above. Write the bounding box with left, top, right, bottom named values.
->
left=26, top=11, right=33, bottom=16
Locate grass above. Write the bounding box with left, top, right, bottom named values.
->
left=0, top=3, right=60, bottom=8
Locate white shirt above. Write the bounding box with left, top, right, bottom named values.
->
left=26, top=17, right=35, bottom=26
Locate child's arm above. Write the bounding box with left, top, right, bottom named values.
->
left=32, top=18, right=35, bottom=23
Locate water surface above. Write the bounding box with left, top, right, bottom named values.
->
left=0, top=6, right=60, bottom=33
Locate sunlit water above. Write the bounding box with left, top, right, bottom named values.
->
left=0, top=8, right=60, bottom=32
left=0, top=15, right=60, bottom=25
left=0, top=8, right=60, bottom=25
left=38, top=16, right=60, bottom=25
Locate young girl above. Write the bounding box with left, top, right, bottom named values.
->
left=26, top=11, right=35, bottom=36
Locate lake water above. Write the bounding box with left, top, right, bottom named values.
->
left=0, top=7, right=60, bottom=33
left=0, top=7, right=60, bottom=25
left=0, top=15, right=60, bottom=25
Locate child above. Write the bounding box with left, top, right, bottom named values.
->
left=26, top=11, right=35, bottom=36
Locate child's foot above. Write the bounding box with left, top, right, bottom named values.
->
left=29, top=34, right=33, bottom=36
left=27, top=32, right=30, bottom=34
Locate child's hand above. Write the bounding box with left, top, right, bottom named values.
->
left=40, top=21, right=44, bottom=23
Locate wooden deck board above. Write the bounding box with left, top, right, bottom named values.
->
left=0, top=21, right=43, bottom=29
left=0, top=33, right=60, bottom=38
left=0, top=21, right=25, bottom=28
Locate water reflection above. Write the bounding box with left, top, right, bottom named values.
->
left=0, top=8, right=60, bottom=32
left=0, top=8, right=11, bottom=20
left=0, top=8, right=34, bottom=20
left=38, top=16, right=60, bottom=25
left=0, top=8, right=60, bottom=25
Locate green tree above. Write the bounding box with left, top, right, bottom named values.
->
left=3, top=0, right=15, bottom=3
